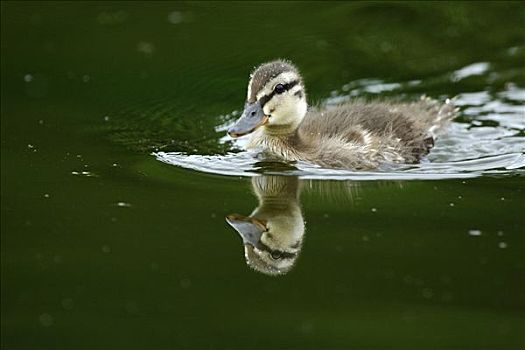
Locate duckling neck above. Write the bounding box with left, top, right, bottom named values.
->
left=249, top=127, right=304, bottom=161
left=263, top=124, right=298, bottom=136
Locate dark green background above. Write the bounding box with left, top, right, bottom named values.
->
left=2, top=2, right=524, bottom=349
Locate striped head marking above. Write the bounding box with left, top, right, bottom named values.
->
left=228, top=60, right=307, bottom=138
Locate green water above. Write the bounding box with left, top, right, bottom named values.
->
left=2, top=2, right=524, bottom=349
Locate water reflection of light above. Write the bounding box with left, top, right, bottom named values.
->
left=450, top=62, right=490, bottom=82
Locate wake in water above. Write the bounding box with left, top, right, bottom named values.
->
left=156, top=57, right=525, bottom=181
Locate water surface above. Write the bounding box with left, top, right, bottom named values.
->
left=2, top=2, right=524, bottom=349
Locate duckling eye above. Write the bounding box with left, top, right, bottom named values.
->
left=274, top=84, right=286, bottom=94
left=270, top=251, right=282, bottom=260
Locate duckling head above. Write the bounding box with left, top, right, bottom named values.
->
left=225, top=176, right=304, bottom=276
left=228, top=60, right=307, bottom=138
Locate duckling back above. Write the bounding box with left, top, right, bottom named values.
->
left=296, top=96, right=457, bottom=169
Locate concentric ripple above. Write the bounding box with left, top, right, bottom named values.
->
left=156, top=56, right=525, bottom=180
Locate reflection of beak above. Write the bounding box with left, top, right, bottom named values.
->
left=227, top=101, right=269, bottom=138
left=226, top=214, right=267, bottom=247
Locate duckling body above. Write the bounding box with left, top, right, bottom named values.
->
left=249, top=98, right=454, bottom=169
left=228, top=60, right=456, bottom=169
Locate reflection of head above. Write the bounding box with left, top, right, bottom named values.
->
left=226, top=176, right=304, bottom=276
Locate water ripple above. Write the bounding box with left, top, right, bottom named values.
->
left=155, top=60, right=525, bottom=180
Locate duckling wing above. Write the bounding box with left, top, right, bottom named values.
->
left=299, top=98, right=456, bottom=162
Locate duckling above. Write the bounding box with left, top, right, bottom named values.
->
left=226, top=176, right=304, bottom=276
left=228, top=60, right=457, bottom=169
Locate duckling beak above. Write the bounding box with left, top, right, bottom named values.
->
left=228, top=101, right=268, bottom=138
left=226, top=214, right=267, bottom=247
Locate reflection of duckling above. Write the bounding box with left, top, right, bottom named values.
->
left=228, top=60, right=456, bottom=169
left=226, top=176, right=304, bottom=276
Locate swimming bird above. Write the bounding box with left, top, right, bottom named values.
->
left=228, top=60, right=457, bottom=169
left=226, top=176, right=304, bottom=276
